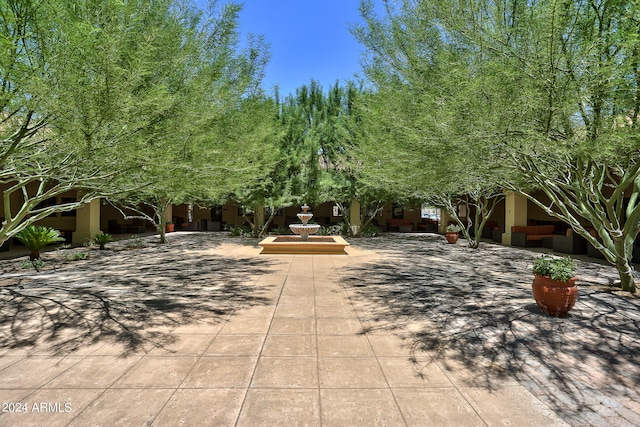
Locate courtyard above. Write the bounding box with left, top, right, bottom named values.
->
left=0, top=232, right=639, bottom=426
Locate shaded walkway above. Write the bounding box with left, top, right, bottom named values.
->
left=0, top=232, right=636, bottom=425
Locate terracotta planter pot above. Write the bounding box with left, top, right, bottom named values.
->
left=445, top=232, right=459, bottom=244
left=532, top=274, right=578, bottom=317
left=165, top=223, right=175, bottom=233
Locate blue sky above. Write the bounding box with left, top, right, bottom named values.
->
left=233, top=1, right=368, bottom=98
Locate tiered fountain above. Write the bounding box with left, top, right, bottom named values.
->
left=288, top=204, right=320, bottom=240
left=258, top=205, right=349, bottom=255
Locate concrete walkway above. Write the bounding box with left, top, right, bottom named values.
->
left=0, top=232, right=637, bottom=425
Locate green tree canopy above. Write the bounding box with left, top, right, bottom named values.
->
left=351, top=0, right=512, bottom=246
left=104, top=1, right=276, bottom=242
left=353, top=0, right=640, bottom=290
left=1, top=0, right=189, bottom=242
left=1, top=0, right=276, bottom=244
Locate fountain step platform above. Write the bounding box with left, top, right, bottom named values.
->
left=258, top=235, right=349, bottom=255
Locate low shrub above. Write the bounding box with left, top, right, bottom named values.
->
left=15, top=226, right=65, bottom=260
left=125, top=235, right=145, bottom=249
left=93, top=232, right=113, bottom=250
left=359, top=223, right=380, bottom=238
left=65, top=252, right=88, bottom=261
left=446, top=224, right=462, bottom=233
left=269, top=226, right=291, bottom=235
left=225, top=224, right=253, bottom=237
left=533, top=255, right=577, bottom=282
left=21, top=258, right=46, bottom=271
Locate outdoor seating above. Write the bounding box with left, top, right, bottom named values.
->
left=416, top=218, right=438, bottom=232
left=481, top=220, right=498, bottom=239
left=387, top=218, right=414, bottom=232
left=511, top=225, right=555, bottom=247
left=107, top=219, right=146, bottom=234
left=200, top=219, right=221, bottom=231
left=553, top=229, right=588, bottom=254
left=492, top=227, right=503, bottom=243
left=178, top=221, right=199, bottom=231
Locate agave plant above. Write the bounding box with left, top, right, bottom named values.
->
left=93, top=232, right=113, bottom=250
left=15, top=226, right=65, bottom=260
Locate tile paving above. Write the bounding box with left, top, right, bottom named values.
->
left=0, top=232, right=637, bottom=425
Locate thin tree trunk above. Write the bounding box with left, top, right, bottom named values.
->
left=614, top=237, right=636, bottom=293
left=258, top=211, right=278, bottom=238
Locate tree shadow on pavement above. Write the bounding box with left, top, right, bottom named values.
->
left=0, top=233, right=274, bottom=356
left=343, top=235, right=640, bottom=425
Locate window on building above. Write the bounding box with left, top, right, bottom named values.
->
left=35, top=197, right=57, bottom=217
left=211, top=206, right=222, bottom=221
left=392, top=203, right=404, bottom=219
left=61, top=198, right=77, bottom=216
left=421, top=204, right=440, bottom=221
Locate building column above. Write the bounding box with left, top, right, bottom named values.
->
left=503, top=191, right=528, bottom=246
left=73, top=198, right=102, bottom=245
left=350, top=199, right=361, bottom=235
left=164, top=204, right=173, bottom=224
left=439, top=209, right=453, bottom=234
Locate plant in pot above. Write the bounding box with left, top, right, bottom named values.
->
left=445, top=224, right=461, bottom=244
left=531, top=255, right=578, bottom=317
left=165, top=221, right=175, bottom=233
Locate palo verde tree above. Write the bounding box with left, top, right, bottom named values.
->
left=323, top=82, right=399, bottom=234
left=194, top=94, right=280, bottom=240
left=0, top=0, right=186, bottom=244
left=106, top=1, right=276, bottom=243
left=229, top=131, right=298, bottom=239
left=431, top=0, right=640, bottom=292
left=351, top=0, right=510, bottom=247
left=233, top=81, right=336, bottom=237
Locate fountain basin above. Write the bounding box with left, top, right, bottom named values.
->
left=296, top=213, right=314, bottom=223
left=289, top=223, right=321, bottom=238
left=259, top=235, right=350, bottom=255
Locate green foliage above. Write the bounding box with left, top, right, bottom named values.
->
left=269, top=226, right=291, bottom=235
left=109, top=3, right=275, bottom=244
left=15, top=226, right=65, bottom=260
left=533, top=256, right=577, bottom=283
left=350, top=3, right=509, bottom=249
left=225, top=224, right=253, bottom=237
left=65, top=252, right=89, bottom=261
left=1, top=0, right=274, bottom=246
left=446, top=224, right=462, bottom=233
left=125, top=235, right=145, bottom=249
left=21, top=259, right=46, bottom=271
left=352, top=0, right=640, bottom=289
left=0, top=0, right=188, bottom=244
left=317, top=222, right=349, bottom=236
left=93, top=233, right=113, bottom=250
left=359, top=223, right=380, bottom=238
